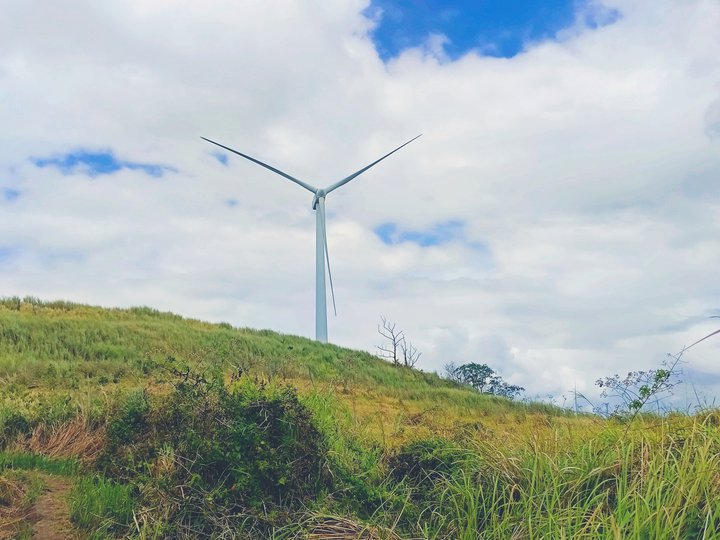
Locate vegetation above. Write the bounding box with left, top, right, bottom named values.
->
left=376, top=316, right=422, bottom=368
left=0, top=469, right=46, bottom=539
left=69, top=475, right=134, bottom=537
left=0, top=296, right=718, bottom=539
left=98, top=373, right=332, bottom=536
left=445, top=362, right=525, bottom=399
left=0, top=452, right=80, bottom=476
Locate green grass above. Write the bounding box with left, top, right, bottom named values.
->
left=0, top=296, right=537, bottom=406
left=69, top=475, right=135, bottom=536
left=0, top=452, right=81, bottom=476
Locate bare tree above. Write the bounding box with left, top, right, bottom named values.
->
left=377, top=317, right=404, bottom=365
left=377, top=317, right=423, bottom=368
left=444, top=362, right=462, bottom=384
left=400, top=338, right=421, bottom=368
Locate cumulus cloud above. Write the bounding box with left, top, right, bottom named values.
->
left=1, top=0, right=719, bottom=403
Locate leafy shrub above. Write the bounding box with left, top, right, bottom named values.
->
left=100, top=371, right=331, bottom=535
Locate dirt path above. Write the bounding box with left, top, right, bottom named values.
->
left=30, top=476, right=76, bottom=540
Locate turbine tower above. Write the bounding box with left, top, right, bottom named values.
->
left=202, top=134, right=421, bottom=343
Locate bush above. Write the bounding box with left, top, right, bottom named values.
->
left=100, top=372, right=331, bottom=535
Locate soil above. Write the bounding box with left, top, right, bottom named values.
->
left=29, top=477, right=77, bottom=540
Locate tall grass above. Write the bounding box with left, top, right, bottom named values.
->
left=69, top=475, right=135, bottom=535
left=415, top=418, right=720, bottom=539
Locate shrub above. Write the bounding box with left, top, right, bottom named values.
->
left=100, top=371, right=331, bottom=536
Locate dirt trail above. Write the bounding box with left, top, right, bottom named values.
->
left=30, top=476, right=76, bottom=540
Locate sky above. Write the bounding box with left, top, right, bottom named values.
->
left=1, top=0, right=719, bottom=407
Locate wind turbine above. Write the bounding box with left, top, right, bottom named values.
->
left=201, top=134, right=421, bottom=343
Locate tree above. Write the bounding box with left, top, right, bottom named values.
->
left=377, top=317, right=403, bottom=366
left=443, top=362, right=462, bottom=384
left=400, top=338, right=421, bottom=368
left=447, top=362, right=524, bottom=399
left=377, top=317, right=422, bottom=368
left=487, top=376, right=525, bottom=399
left=453, top=363, right=494, bottom=393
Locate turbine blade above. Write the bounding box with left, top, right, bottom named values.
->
left=322, top=211, right=337, bottom=317
left=201, top=137, right=318, bottom=193
left=324, top=134, right=422, bottom=194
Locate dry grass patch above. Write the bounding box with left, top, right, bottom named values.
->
left=9, top=417, right=104, bottom=464
left=0, top=474, right=28, bottom=536
left=302, top=515, right=403, bottom=540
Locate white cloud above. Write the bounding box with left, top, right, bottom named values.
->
left=1, top=0, right=719, bottom=404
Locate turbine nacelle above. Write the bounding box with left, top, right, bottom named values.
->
left=202, top=134, right=421, bottom=342
left=312, top=188, right=327, bottom=209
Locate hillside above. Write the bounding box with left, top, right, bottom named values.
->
left=0, top=297, right=576, bottom=446
left=1, top=298, right=719, bottom=539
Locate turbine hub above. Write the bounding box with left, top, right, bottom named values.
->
left=312, top=189, right=326, bottom=209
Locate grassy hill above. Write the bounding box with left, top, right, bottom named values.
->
left=0, top=297, right=719, bottom=539
left=0, top=297, right=574, bottom=446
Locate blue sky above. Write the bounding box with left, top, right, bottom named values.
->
left=214, top=152, right=229, bottom=166
left=32, top=150, right=175, bottom=178
left=376, top=220, right=465, bottom=247
left=0, top=246, right=18, bottom=262
left=368, top=0, right=620, bottom=60
left=3, top=188, right=20, bottom=202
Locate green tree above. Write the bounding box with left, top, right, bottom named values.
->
left=449, top=363, right=524, bottom=399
